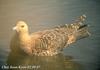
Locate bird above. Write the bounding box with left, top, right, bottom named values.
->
left=10, top=15, right=90, bottom=56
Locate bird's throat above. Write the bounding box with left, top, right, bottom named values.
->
left=18, top=32, right=31, bottom=43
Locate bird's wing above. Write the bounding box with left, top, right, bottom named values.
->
left=30, top=28, right=68, bottom=51
left=30, top=15, right=90, bottom=51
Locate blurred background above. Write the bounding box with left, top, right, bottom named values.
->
left=0, top=0, right=100, bottom=70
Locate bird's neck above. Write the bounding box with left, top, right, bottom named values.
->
left=17, top=32, right=31, bottom=42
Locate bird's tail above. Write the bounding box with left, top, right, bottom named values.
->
left=76, top=24, right=90, bottom=40
left=66, top=15, right=90, bottom=45
left=73, top=15, right=90, bottom=40
left=55, top=15, right=90, bottom=45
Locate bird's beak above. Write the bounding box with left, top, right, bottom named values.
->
left=13, top=26, right=17, bottom=30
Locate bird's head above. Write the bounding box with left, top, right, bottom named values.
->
left=13, top=21, right=29, bottom=34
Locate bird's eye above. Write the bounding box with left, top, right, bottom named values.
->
left=21, top=25, right=24, bottom=28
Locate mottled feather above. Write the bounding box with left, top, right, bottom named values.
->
left=10, top=15, right=90, bottom=56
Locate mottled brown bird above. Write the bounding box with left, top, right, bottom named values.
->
left=10, top=15, right=90, bottom=56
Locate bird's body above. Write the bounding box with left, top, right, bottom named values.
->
left=10, top=15, right=90, bottom=56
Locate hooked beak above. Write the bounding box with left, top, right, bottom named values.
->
left=13, top=26, right=17, bottom=30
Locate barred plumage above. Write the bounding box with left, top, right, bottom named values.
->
left=10, top=15, right=90, bottom=56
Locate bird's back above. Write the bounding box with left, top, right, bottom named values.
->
left=30, top=15, right=90, bottom=56
left=30, top=23, right=82, bottom=56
